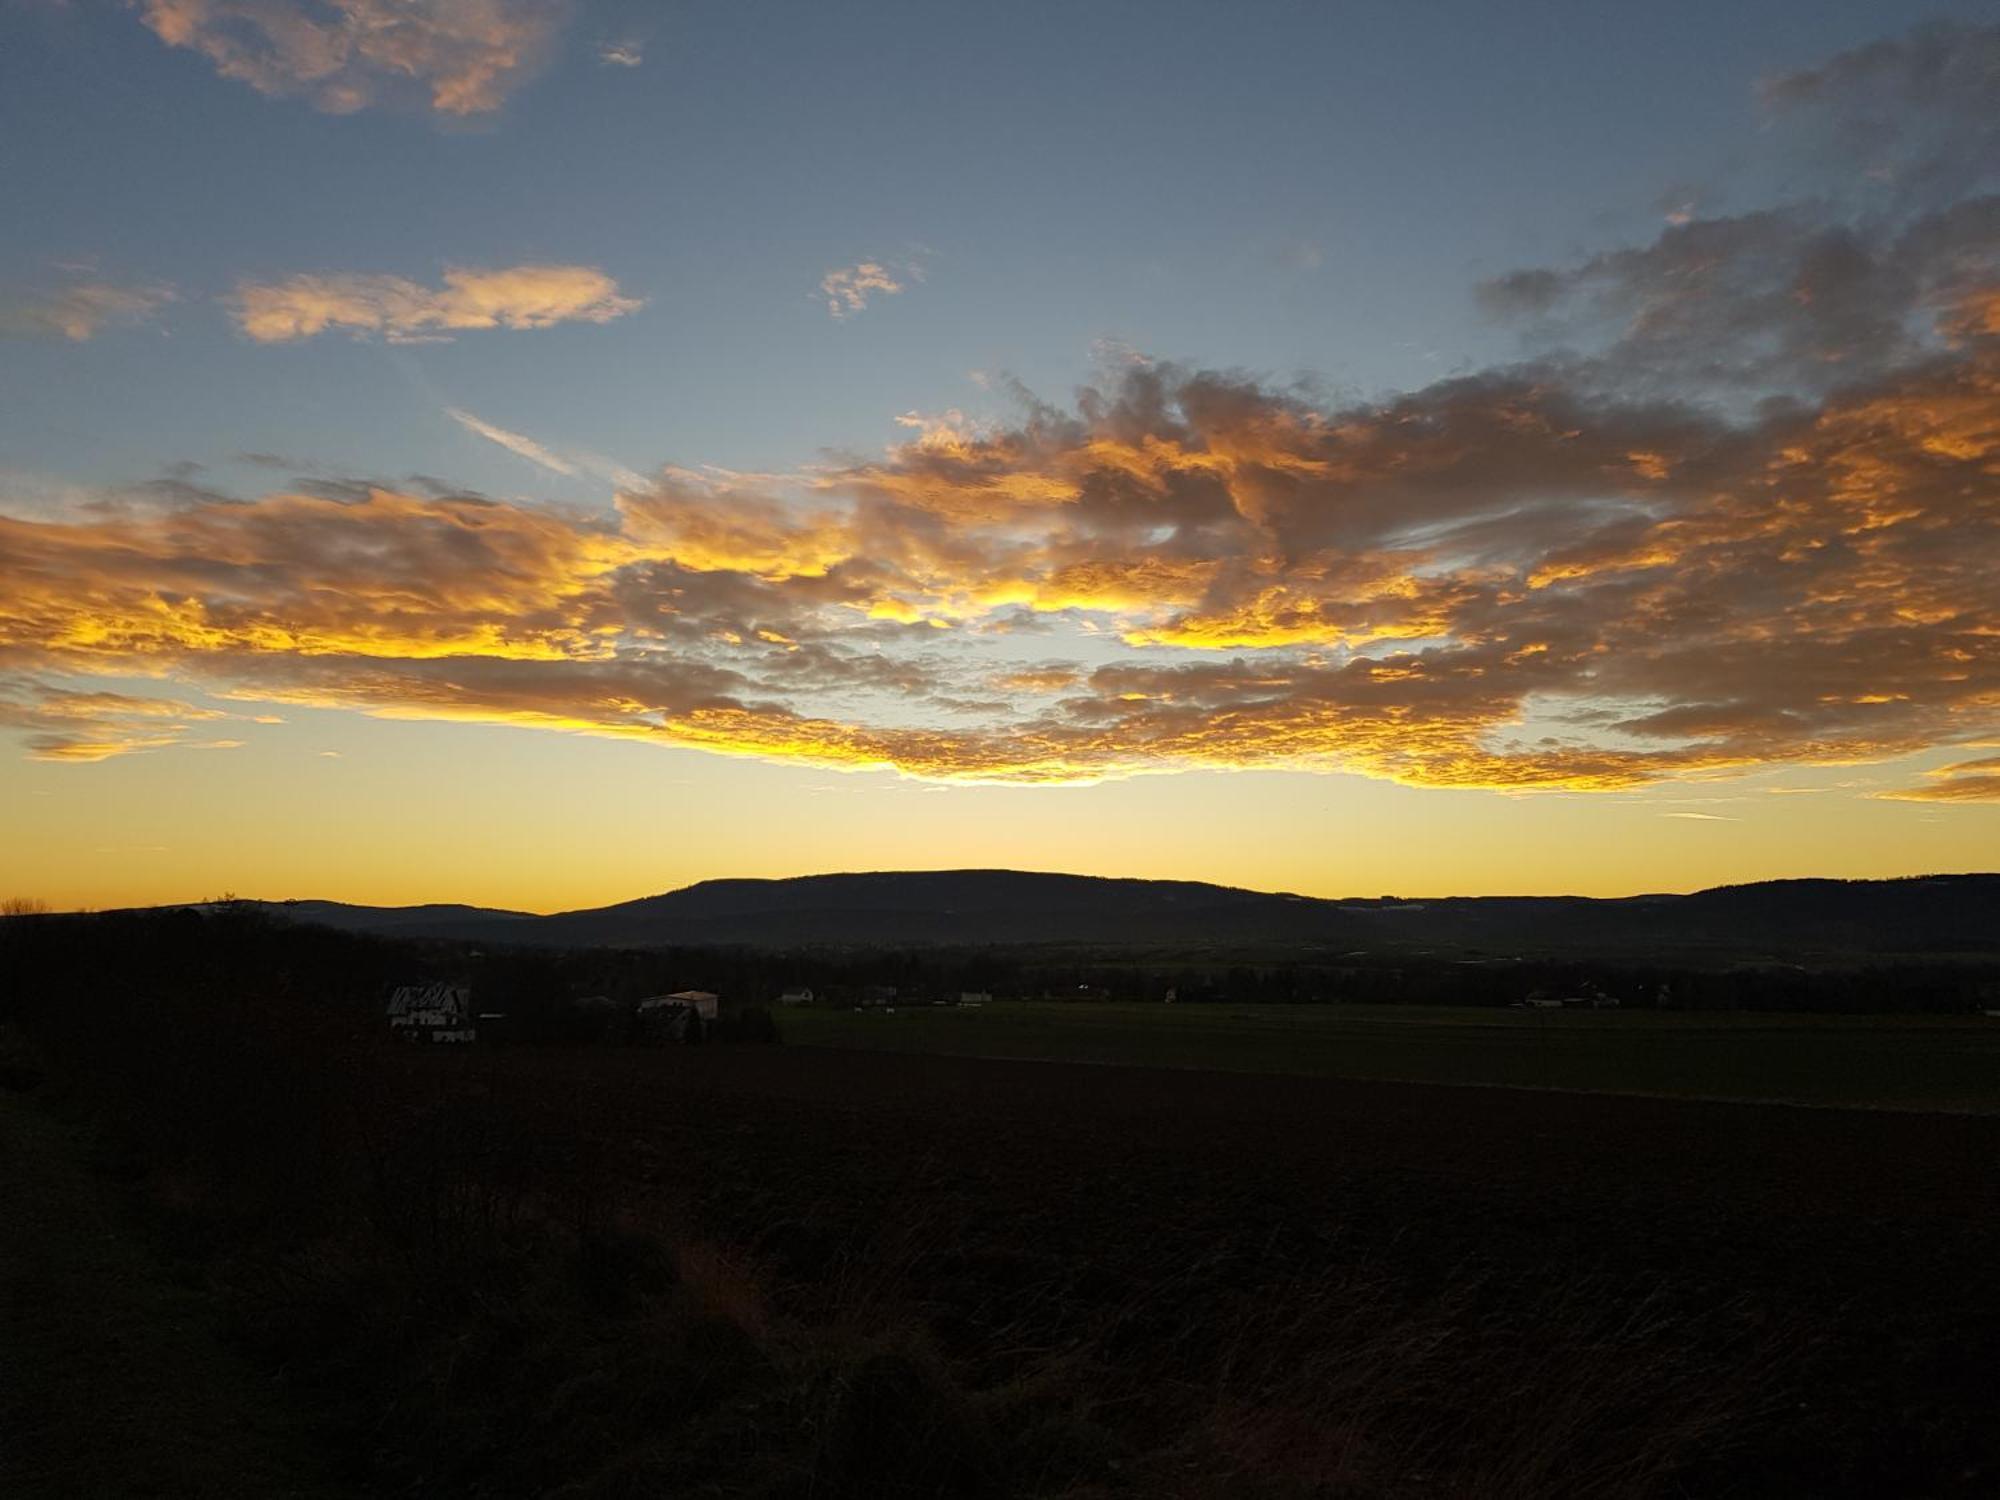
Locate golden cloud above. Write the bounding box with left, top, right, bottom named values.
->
left=3, top=334, right=1995, bottom=787
left=137, top=0, right=571, bottom=116
left=232, top=265, right=641, bottom=343
left=821, top=262, right=908, bottom=320
left=1882, top=755, right=2000, bottom=803
left=21, top=20, right=1986, bottom=789
left=0, top=684, right=235, bottom=762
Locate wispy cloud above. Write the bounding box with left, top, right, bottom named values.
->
left=821, top=260, right=911, bottom=320
left=598, top=39, right=643, bottom=67
left=447, top=408, right=577, bottom=476
left=1662, top=812, right=1740, bottom=822
left=232, top=264, right=643, bottom=344
left=1879, top=755, right=2000, bottom=803
left=0, top=685, right=238, bottom=762
left=444, top=408, right=649, bottom=490
left=136, top=0, right=574, bottom=117
left=1273, top=238, right=1324, bottom=272
left=1, top=277, right=175, bottom=342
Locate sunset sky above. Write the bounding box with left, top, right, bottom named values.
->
left=4, top=1, right=1997, bottom=912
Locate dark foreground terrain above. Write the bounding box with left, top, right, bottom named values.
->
left=460, top=1045, right=2000, bottom=1495
left=5, top=905, right=1997, bottom=1496
left=8, top=1024, right=1997, bottom=1497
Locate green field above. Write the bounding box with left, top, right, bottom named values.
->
left=778, top=1001, right=2000, bottom=1112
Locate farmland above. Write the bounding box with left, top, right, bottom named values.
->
left=7, top=911, right=2000, bottom=1496
left=386, top=1042, right=2000, bottom=1495
left=781, top=1000, right=2000, bottom=1112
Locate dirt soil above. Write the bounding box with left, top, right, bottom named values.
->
left=396, top=1043, right=2000, bottom=1496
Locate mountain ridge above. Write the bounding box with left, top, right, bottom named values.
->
left=131, top=869, right=2000, bottom=961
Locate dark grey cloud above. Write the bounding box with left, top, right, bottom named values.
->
left=1478, top=199, right=1999, bottom=396
left=1762, top=21, right=2000, bottom=204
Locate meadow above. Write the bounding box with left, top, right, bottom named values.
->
left=780, top=1000, right=2000, bottom=1113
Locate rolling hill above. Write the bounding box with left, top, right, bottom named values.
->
left=199, top=869, right=2000, bottom=962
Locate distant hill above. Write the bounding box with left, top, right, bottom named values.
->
left=231, top=900, right=536, bottom=936
left=198, top=870, right=2000, bottom=962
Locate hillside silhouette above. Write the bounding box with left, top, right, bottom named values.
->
left=199, top=870, right=2000, bottom=960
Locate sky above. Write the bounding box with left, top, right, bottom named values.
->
left=2, top=1, right=1997, bottom=912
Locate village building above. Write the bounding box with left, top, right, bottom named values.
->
left=663, top=990, right=719, bottom=1020
left=385, top=981, right=477, bottom=1043
left=634, top=989, right=719, bottom=1044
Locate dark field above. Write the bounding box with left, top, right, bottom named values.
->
left=6, top=911, right=1999, bottom=1496
left=377, top=1043, right=2000, bottom=1495
left=780, top=1000, right=2000, bottom=1112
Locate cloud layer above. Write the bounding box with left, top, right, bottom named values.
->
left=7, top=23, right=1996, bottom=799
left=4, top=310, right=1995, bottom=790
left=0, top=683, right=259, bottom=762
left=137, top=0, right=572, bottom=116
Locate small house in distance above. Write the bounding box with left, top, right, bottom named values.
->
left=1515, top=985, right=1621, bottom=1010
left=959, top=991, right=992, bottom=1007
left=386, top=981, right=477, bottom=1043
left=777, top=987, right=814, bottom=1006
left=664, top=990, right=719, bottom=1021
left=635, top=990, right=719, bottom=1045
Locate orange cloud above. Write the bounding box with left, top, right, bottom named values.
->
left=1882, top=755, right=2000, bottom=803
left=0, top=684, right=239, bottom=761
left=821, top=262, right=908, bottom=320
left=990, top=666, right=1082, bottom=694
left=137, top=0, right=571, bottom=116
left=232, top=265, right=641, bottom=343
left=4, top=336, right=1995, bottom=786
left=17, top=18, right=1987, bottom=791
